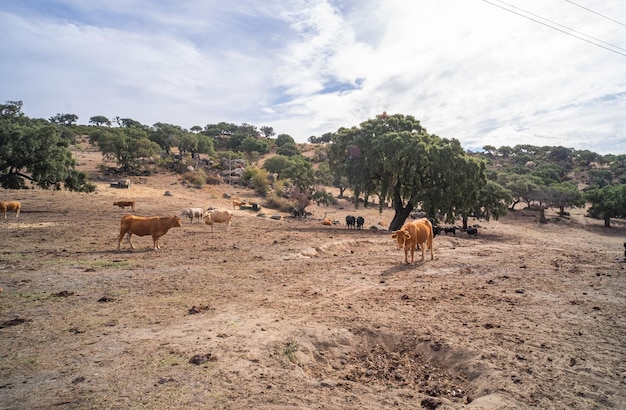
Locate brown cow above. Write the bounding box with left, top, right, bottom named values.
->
left=0, top=201, right=21, bottom=218
left=117, top=215, right=182, bottom=251
left=391, top=218, right=434, bottom=264
left=203, top=209, right=233, bottom=232
left=114, top=201, right=135, bottom=211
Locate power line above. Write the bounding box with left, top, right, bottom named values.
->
left=565, top=0, right=626, bottom=28
left=483, top=0, right=626, bottom=57
left=494, top=0, right=626, bottom=52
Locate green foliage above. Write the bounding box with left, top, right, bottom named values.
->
left=497, top=173, right=544, bottom=209
left=276, top=142, right=300, bottom=156
left=473, top=180, right=512, bottom=221
left=181, top=169, right=207, bottom=188
left=281, top=156, right=315, bottom=193
left=283, top=338, right=300, bottom=363
left=550, top=182, right=585, bottom=213
left=0, top=101, right=94, bottom=191
left=243, top=167, right=271, bottom=196
left=308, top=132, right=332, bottom=144
left=260, top=126, right=275, bottom=138
left=264, top=193, right=294, bottom=212
left=585, top=184, right=626, bottom=227
left=262, top=155, right=294, bottom=176
left=311, top=189, right=335, bottom=207
left=150, top=123, right=185, bottom=155
left=64, top=170, right=96, bottom=192
left=531, top=163, right=566, bottom=185
left=89, top=116, right=111, bottom=127
left=587, top=168, right=613, bottom=188
left=314, top=161, right=334, bottom=186
left=328, top=113, right=486, bottom=230
left=49, top=113, right=78, bottom=126
left=91, top=127, right=160, bottom=172
left=275, top=134, right=295, bottom=147
left=241, top=136, right=270, bottom=154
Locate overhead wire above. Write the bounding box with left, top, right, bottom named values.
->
left=482, top=0, right=626, bottom=57
left=565, top=0, right=626, bottom=28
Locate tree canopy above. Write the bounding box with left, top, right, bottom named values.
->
left=328, top=113, right=487, bottom=230
left=0, top=101, right=95, bottom=191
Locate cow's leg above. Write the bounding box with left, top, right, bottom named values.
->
left=428, top=238, right=435, bottom=261
left=153, top=235, right=159, bottom=250
left=127, top=233, right=135, bottom=249
left=117, top=230, right=127, bottom=251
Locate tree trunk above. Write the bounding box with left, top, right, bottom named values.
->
left=389, top=205, right=413, bottom=231
left=461, top=215, right=469, bottom=230
left=604, top=216, right=611, bottom=228
left=539, top=208, right=548, bottom=224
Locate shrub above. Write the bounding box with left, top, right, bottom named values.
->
left=181, top=168, right=207, bottom=189
left=263, top=193, right=294, bottom=212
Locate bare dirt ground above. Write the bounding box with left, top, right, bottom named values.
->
left=1, top=149, right=625, bottom=409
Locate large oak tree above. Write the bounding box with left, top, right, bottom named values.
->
left=328, top=113, right=486, bottom=231
left=0, top=101, right=94, bottom=191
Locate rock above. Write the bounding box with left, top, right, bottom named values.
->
left=420, top=396, right=442, bottom=409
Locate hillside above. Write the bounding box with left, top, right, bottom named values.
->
left=0, top=147, right=625, bottom=409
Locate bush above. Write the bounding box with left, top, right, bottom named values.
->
left=206, top=173, right=224, bottom=185
left=181, top=169, right=207, bottom=189
left=263, top=194, right=294, bottom=212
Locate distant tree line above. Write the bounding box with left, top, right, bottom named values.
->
left=2, top=101, right=625, bottom=228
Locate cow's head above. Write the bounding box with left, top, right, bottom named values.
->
left=391, top=229, right=411, bottom=249
left=172, top=216, right=183, bottom=227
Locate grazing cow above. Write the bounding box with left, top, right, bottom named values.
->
left=346, top=215, right=356, bottom=229
left=433, top=225, right=443, bottom=237
left=117, top=215, right=182, bottom=251
left=391, top=218, right=434, bottom=264
left=444, top=226, right=457, bottom=236
left=181, top=207, right=204, bottom=223
left=0, top=201, right=21, bottom=218
left=203, top=209, right=233, bottom=232
left=356, top=216, right=365, bottom=230
left=232, top=199, right=245, bottom=209
left=466, top=227, right=478, bottom=237
left=113, top=201, right=135, bottom=211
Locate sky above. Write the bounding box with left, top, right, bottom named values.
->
left=1, top=0, right=625, bottom=154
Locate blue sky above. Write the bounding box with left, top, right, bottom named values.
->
left=1, top=0, right=625, bottom=154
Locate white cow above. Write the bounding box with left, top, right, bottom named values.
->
left=182, top=208, right=204, bottom=223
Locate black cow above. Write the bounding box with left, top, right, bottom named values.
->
left=356, top=216, right=365, bottom=230
left=346, top=215, right=356, bottom=229
left=433, top=225, right=443, bottom=237
left=443, top=226, right=457, bottom=236
left=466, top=227, right=478, bottom=237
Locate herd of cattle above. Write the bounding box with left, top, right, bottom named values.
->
left=2, top=197, right=478, bottom=264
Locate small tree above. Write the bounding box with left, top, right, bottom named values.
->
left=473, top=180, right=512, bottom=221
left=243, top=167, right=271, bottom=196
left=49, top=113, right=78, bottom=126
left=89, top=116, right=111, bottom=127
left=585, top=184, right=626, bottom=228
left=260, top=126, right=275, bottom=138
left=92, top=128, right=160, bottom=172
left=275, top=133, right=295, bottom=147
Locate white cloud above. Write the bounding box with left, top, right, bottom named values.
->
left=1, top=0, right=624, bottom=154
